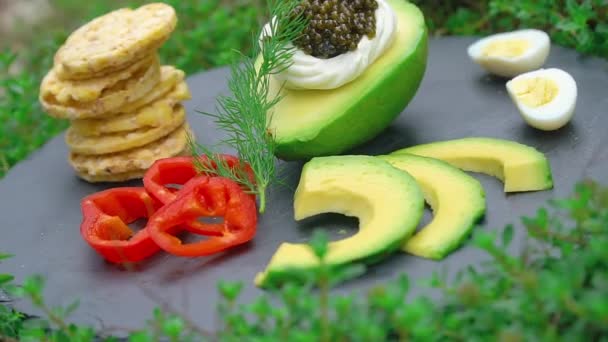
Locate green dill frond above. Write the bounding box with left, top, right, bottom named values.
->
left=191, top=0, right=307, bottom=214
left=186, top=135, right=257, bottom=196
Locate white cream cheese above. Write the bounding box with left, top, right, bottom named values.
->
left=260, top=0, right=397, bottom=90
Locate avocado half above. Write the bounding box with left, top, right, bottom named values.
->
left=266, top=0, right=428, bottom=160
left=255, top=155, right=424, bottom=288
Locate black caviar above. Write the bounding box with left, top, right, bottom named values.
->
left=292, top=0, right=378, bottom=59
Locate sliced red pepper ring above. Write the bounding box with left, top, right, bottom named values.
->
left=146, top=175, right=258, bottom=257
left=80, top=187, right=163, bottom=263
left=143, top=156, right=198, bottom=204
left=143, top=155, right=256, bottom=235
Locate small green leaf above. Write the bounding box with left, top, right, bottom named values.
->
left=65, top=299, right=80, bottom=317
left=557, top=21, right=582, bottom=32
left=445, top=8, right=482, bottom=35
left=0, top=274, right=14, bottom=286
left=218, top=281, right=243, bottom=302
left=0, top=253, right=12, bottom=261
left=19, top=277, right=45, bottom=307
left=73, top=326, right=95, bottom=341
left=596, top=20, right=608, bottom=33
left=334, top=296, right=353, bottom=317
left=128, top=331, right=153, bottom=342
left=249, top=296, right=271, bottom=318
left=6, top=284, right=24, bottom=298
left=395, top=274, right=410, bottom=295
left=502, top=224, right=514, bottom=247
left=18, top=326, right=47, bottom=342
left=473, top=231, right=495, bottom=250
left=280, top=282, right=301, bottom=303
left=428, top=271, right=443, bottom=288
left=102, top=337, right=120, bottom=342
left=51, top=306, right=68, bottom=321
left=162, top=316, right=185, bottom=338
left=153, top=307, right=164, bottom=321
left=20, top=317, right=50, bottom=331
left=309, top=229, right=329, bottom=260
left=329, top=264, right=366, bottom=286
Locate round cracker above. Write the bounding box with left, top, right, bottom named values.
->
left=75, top=169, right=146, bottom=183
left=40, top=55, right=155, bottom=104
left=69, top=123, right=192, bottom=177
left=116, top=65, right=185, bottom=114
left=70, top=81, right=191, bottom=136
left=41, top=56, right=161, bottom=119
left=65, top=104, right=186, bottom=155
left=54, top=3, right=176, bottom=80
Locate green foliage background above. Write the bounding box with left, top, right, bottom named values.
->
left=1, top=0, right=607, bottom=179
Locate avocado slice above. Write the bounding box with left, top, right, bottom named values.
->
left=392, top=137, right=553, bottom=192
left=255, top=155, right=424, bottom=288
left=266, top=0, right=428, bottom=160
left=379, top=154, right=486, bottom=260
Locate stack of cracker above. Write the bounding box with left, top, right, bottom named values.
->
left=39, top=3, right=194, bottom=183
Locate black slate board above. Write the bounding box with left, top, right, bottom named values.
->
left=1, top=37, right=607, bottom=332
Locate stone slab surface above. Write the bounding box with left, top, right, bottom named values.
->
left=1, top=37, right=607, bottom=332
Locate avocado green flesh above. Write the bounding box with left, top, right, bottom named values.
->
left=380, top=154, right=486, bottom=260
left=255, top=155, right=424, bottom=288
left=393, top=137, right=553, bottom=192
left=267, top=0, right=428, bottom=160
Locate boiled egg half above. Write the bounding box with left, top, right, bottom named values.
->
left=468, top=29, right=550, bottom=77
left=506, top=68, right=577, bottom=131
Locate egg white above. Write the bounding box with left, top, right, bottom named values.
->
left=506, top=68, right=577, bottom=131
left=468, top=29, right=550, bottom=77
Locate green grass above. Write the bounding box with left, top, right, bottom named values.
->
left=1, top=0, right=607, bottom=179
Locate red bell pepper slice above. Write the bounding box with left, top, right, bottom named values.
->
left=146, top=175, right=258, bottom=257
left=143, top=156, right=198, bottom=204
left=143, top=155, right=256, bottom=235
left=80, top=187, right=163, bottom=263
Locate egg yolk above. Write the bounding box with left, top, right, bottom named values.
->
left=511, top=77, right=559, bottom=107
left=482, top=38, right=530, bottom=58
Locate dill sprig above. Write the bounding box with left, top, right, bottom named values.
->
left=189, top=0, right=307, bottom=214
